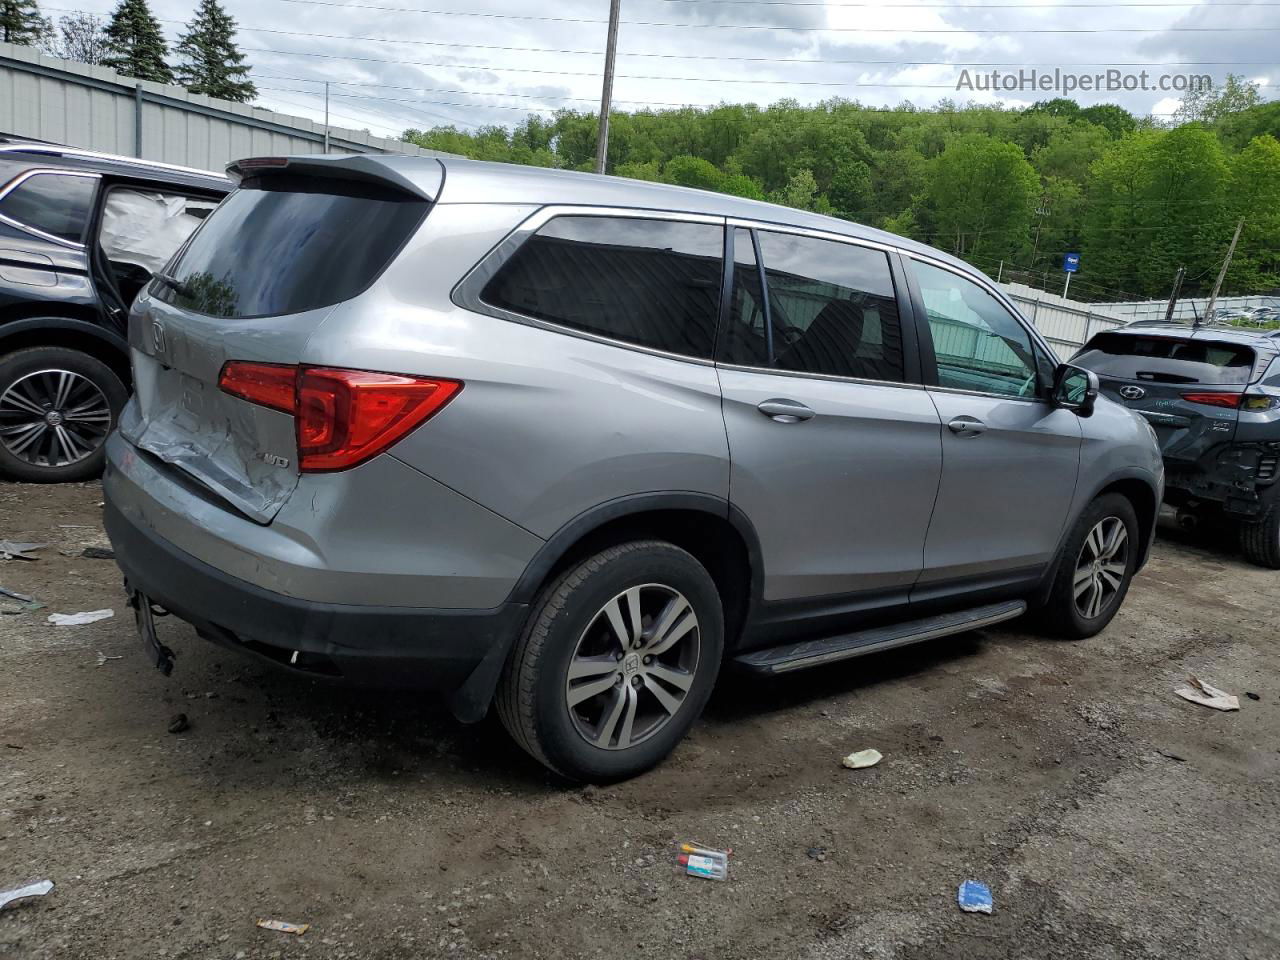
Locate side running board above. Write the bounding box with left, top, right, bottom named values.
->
left=733, top=599, right=1027, bottom=676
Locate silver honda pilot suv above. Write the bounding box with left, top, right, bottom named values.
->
left=104, top=155, right=1164, bottom=781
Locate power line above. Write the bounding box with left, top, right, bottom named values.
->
left=255, top=82, right=1196, bottom=120
left=653, top=0, right=1276, bottom=6
left=262, top=0, right=1280, bottom=32
left=251, top=74, right=1280, bottom=129
left=247, top=42, right=1278, bottom=70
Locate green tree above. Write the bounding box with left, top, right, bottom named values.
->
left=2, top=0, right=52, bottom=45
left=174, top=0, right=254, bottom=102
left=1078, top=104, right=1137, bottom=138
left=663, top=155, right=724, bottom=191
left=104, top=0, right=172, bottom=83
left=1081, top=126, right=1231, bottom=297
left=1175, top=74, right=1262, bottom=125
left=774, top=168, right=831, bottom=213
left=1225, top=136, right=1280, bottom=293
left=925, top=134, right=1039, bottom=258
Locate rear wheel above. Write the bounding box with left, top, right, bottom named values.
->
left=1239, top=492, right=1280, bottom=569
left=1040, top=493, right=1139, bottom=639
left=0, top=346, right=127, bottom=483
left=496, top=541, right=723, bottom=782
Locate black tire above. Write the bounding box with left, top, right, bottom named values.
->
left=0, top=346, right=127, bottom=483
left=496, top=540, right=724, bottom=782
left=1039, top=493, right=1140, bottom=640
left=1239, top=491, right=1280, bottom=569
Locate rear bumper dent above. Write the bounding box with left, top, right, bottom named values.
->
left=104, top=499, right=527, bottom=722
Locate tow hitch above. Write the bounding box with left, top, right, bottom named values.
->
left=126, top=587, right=175, bottom=676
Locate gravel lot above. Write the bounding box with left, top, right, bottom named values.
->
left=2, top=480, right=1278, bottom=960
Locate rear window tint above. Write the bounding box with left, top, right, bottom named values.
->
left=1075, top=333, right=1256, bottom=385
left=155, top=176, right=428, bottom=318
left=0, top=172, right=96, bottom=242
left=481, top=216, right=723, bottom=359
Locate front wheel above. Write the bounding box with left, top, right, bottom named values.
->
left=0, top=346, right=127, bottom=483
left=1040, top=493, right=1140, bottom=639
left=496, top=541, right=724, bottom=782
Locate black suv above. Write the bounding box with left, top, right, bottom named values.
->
left=1074, top=319, right=1280, bottom=567
left=0, top=141, right=229, bottom=482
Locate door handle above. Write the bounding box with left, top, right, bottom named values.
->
left=757, top=399, right=815, bottom=423
left=947, top=416, right=987, bottom=436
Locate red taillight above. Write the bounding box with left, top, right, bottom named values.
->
left=217, top=361, right=297, bottom=413
left=297, top=368, right=461, bottom=472
left=1180, top=392, right=1243, bottom=409
left=218, top=362, right=461, bottom=472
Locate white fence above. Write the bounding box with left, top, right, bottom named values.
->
left=0, top=42, right=453, bottom=172
left=997, top=281, right=1280, bottom=359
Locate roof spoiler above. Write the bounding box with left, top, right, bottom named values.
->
left=225, top=154, right=444, bottom=201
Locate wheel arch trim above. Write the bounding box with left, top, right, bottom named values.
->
left=505, top=492, right=763, bottom=609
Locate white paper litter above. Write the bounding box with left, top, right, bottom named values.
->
left=47, top=609, right=114, bottom=626
left=841, top=748, right=883, bottom=769
left=1175, top=675, right=1240, bottom=712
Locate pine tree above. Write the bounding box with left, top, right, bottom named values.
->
left=174, top=0, right=255, bottom=103
left=1, top=0, right=53, bottom=46
left=104, top=0, right=173, bottom=84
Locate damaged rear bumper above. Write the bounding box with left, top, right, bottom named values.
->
left=1163, top=442, right=1280, bottom=518
left=104, top=498, right=527, bottom=722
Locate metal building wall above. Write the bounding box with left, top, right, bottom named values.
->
left=0, top=42, right=453, bottom=173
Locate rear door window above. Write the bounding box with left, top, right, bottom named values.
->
left=1073, top=333, right=1256, bottom=385
left=155, top=175, right=429, bottom=318
left=718, top=229, right=907, bottom=382
left=481, top=215, right=724, bottom=359
left=0, top=172, right=98, bottom=243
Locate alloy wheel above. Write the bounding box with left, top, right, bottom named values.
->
left=1073, top=516, right=1129, bottom=620
left=565, top=583, right=701, bottom=751
left=0, top=369, right=113, bottom=468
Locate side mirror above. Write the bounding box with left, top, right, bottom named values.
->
left=1053, top=363, right=1099, bottom=417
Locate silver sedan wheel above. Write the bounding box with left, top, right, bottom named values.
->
left=0, top=369, right=112, bottom=467
left=565, top=583, right=701, bottom=751
left=1073, top=516, right=1129, bottom=620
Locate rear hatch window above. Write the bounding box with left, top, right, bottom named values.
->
left=124, top=175, right=429, bottom=521
left=153, top=174, right=428, bottom=318
left=1075, top=332, right=1256, bottom=462
left=1073, top=332, right=1256, bottom=385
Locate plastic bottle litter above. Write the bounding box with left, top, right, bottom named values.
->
left=957, top=880, right=993, bottom=914
left=677, top=843, right=728, bottom=881
left=841, top=748, right=883, bottom=769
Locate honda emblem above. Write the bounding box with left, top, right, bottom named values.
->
left=151, top=319, right=167, bottom=354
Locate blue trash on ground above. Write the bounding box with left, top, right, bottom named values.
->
left=957, top=880, right=993, bottom=914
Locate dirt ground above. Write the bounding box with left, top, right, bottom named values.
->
left=1, top=480, right=1278, bottom=960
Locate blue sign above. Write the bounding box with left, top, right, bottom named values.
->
left=1063, top=252, right=1080, bottom=273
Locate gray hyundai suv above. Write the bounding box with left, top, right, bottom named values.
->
left=103, top=155, right=1163, bottom=781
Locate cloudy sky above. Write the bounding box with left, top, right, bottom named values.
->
left=50, top=0, right=1279, bottom=139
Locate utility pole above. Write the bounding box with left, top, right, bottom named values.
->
left=323, top=82, right=331, bottom=154
left=594, top=0, right=622, bottom=175
left=1203, top=219, right=1244, bottom=327
left=1163, top=266, right=1185, bottom=323
left=996, top=260, right=1003, bottom=284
